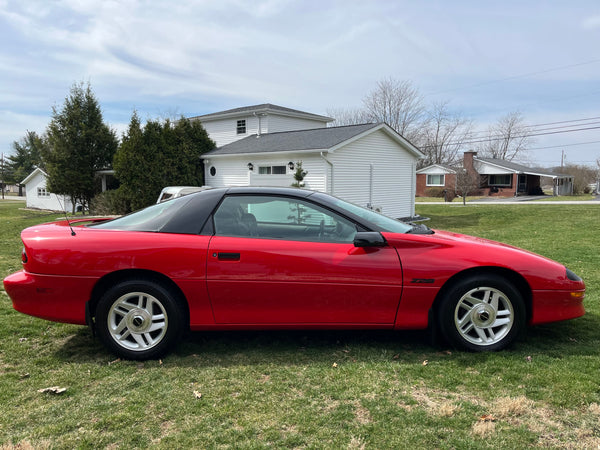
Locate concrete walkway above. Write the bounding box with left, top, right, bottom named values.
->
left=417, top=197, right=600, bottom=205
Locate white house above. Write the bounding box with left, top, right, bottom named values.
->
left=199, top=108, right=425, bottom=219
left=190, top=103, right=333, bottom=147
left=21, top=168, right=74, bottom=211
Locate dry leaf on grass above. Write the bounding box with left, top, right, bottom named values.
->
left=479, top=414, right=496, bottom=422
left=38, top=386, right=67, bottom=395
left=193, top=391, right=202, bottom=399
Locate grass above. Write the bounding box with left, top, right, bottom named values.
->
left=1, top=199, right=599, bottom=448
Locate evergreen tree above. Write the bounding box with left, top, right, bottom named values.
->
left=43, top=82, right=118, bottom=212
left=6, top=131, right=47, bottom=194
left=114, top=114, right=215, bottom=211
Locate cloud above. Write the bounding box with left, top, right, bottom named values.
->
left=582, top=15, right=600, bottom=30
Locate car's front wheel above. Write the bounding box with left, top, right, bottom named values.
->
left=95, top=280, right=185, bottom=360
left=438, top=275, right=525, bottom=351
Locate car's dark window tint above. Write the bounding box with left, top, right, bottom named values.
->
left=89, top=196, right=191, bottom=231
left=214, top=195, right=357, bottom=243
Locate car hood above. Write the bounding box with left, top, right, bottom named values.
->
left=383, top=228, right=581, bottom=291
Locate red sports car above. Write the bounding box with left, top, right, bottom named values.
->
left=3, top=187, right=585, bottom=360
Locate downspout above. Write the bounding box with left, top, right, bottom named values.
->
left=320, top=152, right=334, bottom=194
left=253, top=112, right=266, bottom=137
left=368, top=163, right=374, bottom=208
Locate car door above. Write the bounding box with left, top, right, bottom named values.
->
left=205, top=194, right=403, bottom=325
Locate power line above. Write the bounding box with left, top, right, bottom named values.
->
left=528, top=140, right=600, bottom=151
left=420, top=125, right=600, bottom=149
left=466, top=116, right=600, bottom=139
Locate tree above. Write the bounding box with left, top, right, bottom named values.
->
left=559, top=164, right=597, bottom=195
left=362, top=78, right=426, bottom=143
left=420, top=101, right=473, bottom=167
left=325, top=107, right=370, bottom=126
left=455, top=168, right=480, bottom=205
left=478, top=111, right=532, bottom=161
left=6, top=131, right=47, bottom=195
left=291, top=161, right=308, bottom=187
left=43, top=82, right=118, bottom=212
left=113, top=114, right=215, bottom=211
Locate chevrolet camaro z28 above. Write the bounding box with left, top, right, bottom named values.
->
left=3, top=187, right=585, bottom=360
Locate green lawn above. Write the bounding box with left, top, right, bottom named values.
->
left=1, top=200, right=599, bottom=448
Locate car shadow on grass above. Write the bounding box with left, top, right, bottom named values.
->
left=52, top=315, right=600, bottom=365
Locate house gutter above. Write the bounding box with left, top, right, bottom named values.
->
left=320, top=152, right=334, bottom=194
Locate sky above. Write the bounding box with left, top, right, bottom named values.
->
left=1, top=0, right=599, bottom=168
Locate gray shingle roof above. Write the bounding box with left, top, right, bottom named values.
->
left=189, top=103, right=333, bottom=122
left=476, top=157, right=560, bottom=177
left=204, top=123, right=380, bottom=156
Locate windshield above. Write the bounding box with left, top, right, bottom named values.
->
left=89, top=195, right=192, bottom=231
left=321, top=195, right=413, bottom=233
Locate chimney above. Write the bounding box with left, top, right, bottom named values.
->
left=463, top=151, right=477, bottom=175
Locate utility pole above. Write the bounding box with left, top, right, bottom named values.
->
left=561, top=150, right=565, bottom=169
left=1, top=152, right=4, bottom=200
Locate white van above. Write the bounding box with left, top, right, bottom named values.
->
left=156, top=186, right=211, bottom=203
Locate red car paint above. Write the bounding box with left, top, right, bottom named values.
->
left=4, top=219, right=585, bottom=331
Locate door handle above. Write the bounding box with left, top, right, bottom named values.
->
left=217, top=252, right=240, bottom=261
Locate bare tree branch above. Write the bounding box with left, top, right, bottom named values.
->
left=361, top=78, right=426, bottom=142
left=478, top=111, right=533, bottom=161
left=420, top=101, right=473, bottom=167
left=326, top=107, right=371, bottom=126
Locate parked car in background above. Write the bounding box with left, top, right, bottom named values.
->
left=4, top=187, right=585, bottom=360
left=156, top=186, right=211, bottom=203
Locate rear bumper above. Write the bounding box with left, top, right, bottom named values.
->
left=3, top=270, right=97, bottom=325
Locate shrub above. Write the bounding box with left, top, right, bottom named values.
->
left=90, top=188, right=131, bottom=215
left=425, top=187, right=445, bottom=198
left=425, top=187, right=455, bottom=201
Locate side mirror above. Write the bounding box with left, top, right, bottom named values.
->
left=353, top=232, right=387, bottom=248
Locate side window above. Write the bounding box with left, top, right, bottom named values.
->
left=213, top=195, right=357, bottom=243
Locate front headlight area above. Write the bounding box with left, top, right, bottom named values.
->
left=566, top=268, right=583, bottom=282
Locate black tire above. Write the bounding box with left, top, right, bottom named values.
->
left=95, top=279, right=185, bottom=360
left=437, top=275, right=525, bottom=352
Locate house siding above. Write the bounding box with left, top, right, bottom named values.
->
left=204, top=154, right=326, bottom=191
left=24, top=170, right=73, bottom=211
left=329, top=129, right=418, bottom=218
left=199, top=114, right=327, bottom=147
left=201, top=116, right=264, bottom=147
left=266, top=115, right=327, bottom=133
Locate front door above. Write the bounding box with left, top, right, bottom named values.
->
left=205, top=194, right=403, bottom=324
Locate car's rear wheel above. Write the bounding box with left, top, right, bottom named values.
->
left=95, top=280, right=185, bottom=360
left=438, top=275, right=525, bottom=351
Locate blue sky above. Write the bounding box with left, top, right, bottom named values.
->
left=1, top=0, right=599, bottom=168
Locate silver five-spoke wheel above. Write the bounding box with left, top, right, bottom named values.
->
left=108, top=292, right=168, bottom=351
left=454, top=286, right=514, bottom=347
left=438, top=275, right=525, bottom=351
left=96, top=280, right=185, bottom=360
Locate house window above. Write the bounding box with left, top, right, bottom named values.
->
left=258, top=165, right=286, bottom=175
left=426, top=174, right=445, bottom=186
left=37, top=187, right=50, bottom=197
left=236, top=119, right=246, bottom=134
left=489, top=174, right=512, bottom=186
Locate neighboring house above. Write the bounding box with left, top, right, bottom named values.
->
left=416, top=164, right=457, bottom=197
left=21, top=168, right=74, bottom=211
left=201, top=120, right=424, bottom=219
left=464, top=151, right=574, bottom=196
left=417, top=151, right=574, bottom=197
left=190, top=103, right=333, bottom=147
left=21, top=168, right=117, bottom=211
